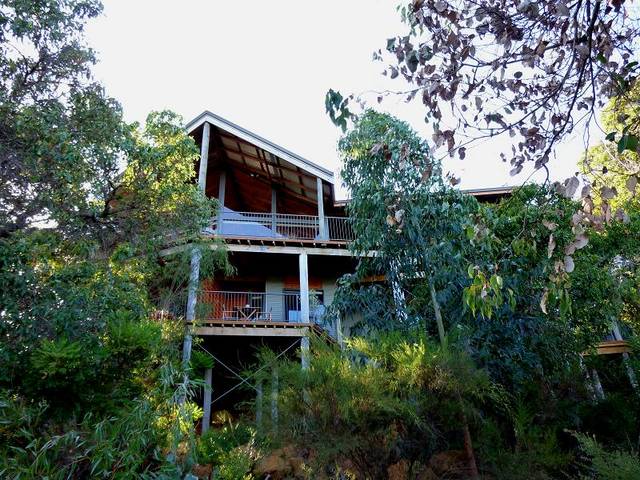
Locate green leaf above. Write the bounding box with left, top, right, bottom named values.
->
left=386, top=38, right=396, bottom=52
left=617, top=134, right=639, bottom=153
left=406, top=51, right=419, bottom=73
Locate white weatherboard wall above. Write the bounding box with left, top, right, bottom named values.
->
left=265, top=278, right=285, bottom=321
left=322, top=278, right=337, bottom=307
left=324, top=275, right=361, bottom=337
left=263, top=275, right=347, bottom=329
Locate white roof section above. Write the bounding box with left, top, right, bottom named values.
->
left=186, top=110, right=334, bottom=184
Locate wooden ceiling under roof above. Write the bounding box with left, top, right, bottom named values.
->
left=193, top=123, right=334, bottom=216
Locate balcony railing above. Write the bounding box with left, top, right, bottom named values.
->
left=210, top=210, right=354, bottom=242
left=197, top=290, right=327, bottom=325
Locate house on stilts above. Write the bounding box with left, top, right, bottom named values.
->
left=179, top=111, right=633, bottom=432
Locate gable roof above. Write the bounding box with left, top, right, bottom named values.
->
left=186, top=111, right=513, bottom=210
left=186, top=111, right=334, bottom=184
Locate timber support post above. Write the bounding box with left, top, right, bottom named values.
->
left=216, top=170, right=226, bottom=234
left=271, top=367, right=279, bottom=434
left=301, top=336, right=310, bottom=370
left=202, top=367, right=213, bottom=434
left=271, top=187, right=277, bottom=232
left=198, top=122, right=210, bottom=192
left=299, top=252, right=310, bottom=324
left=316, top=177, right=327, bottom=240
left=182, top=122, right=209, bottom=406
left=256, top=379, right=263, bottom=428
left=180, top=247, right=202, bottom=404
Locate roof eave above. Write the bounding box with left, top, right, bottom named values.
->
left=186, top=110, right=334, bottom=184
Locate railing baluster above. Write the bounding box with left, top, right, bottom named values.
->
left=198, top=290, right=309, bottom=324
left=213, top=211, right=354, bottom=242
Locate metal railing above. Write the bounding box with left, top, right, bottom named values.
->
left=197, top=290, right=327, bottom=324
left=326, top=215, right=354, bottom=242
left=211, top=211, right=354, bottom=242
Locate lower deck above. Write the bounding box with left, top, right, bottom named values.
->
left=188, top=250, right=355, bottom=338
left=193, top=321, right=311, bottom=337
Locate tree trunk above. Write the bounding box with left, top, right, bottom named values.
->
left=462, top=417, right=480, bottom=479
left=429, top=278, right=479, bottom=479
left=429, top=280, right=446, bottom=346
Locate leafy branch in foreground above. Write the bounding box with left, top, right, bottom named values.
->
left=378, top=0, right=640, bottom=171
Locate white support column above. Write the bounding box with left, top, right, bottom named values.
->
left=316, top=177, right=327, bottom=240
left=271, top=187, right=277, bottom=232
left=299, top=252, right=310, bottom=324
left=591, top=368, right=605, bottom=400
left=301, top=336, right=310, bottom=370
left=198, top=122, right=210, bottom=192
left=216, top=171, right=226, bottom=234
left=612, top=321, right=639, bottom=392
left=180, top=247, right=202, bottom=404
left=185, top=248, right=202, bottom=323
left=202, top=367, right=213, bottom=434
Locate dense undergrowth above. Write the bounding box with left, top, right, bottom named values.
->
left=190, top=332, right=639, bottom=480
left=1, top=1, right=640, bottom=479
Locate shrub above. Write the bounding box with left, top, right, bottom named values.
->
left=476, top=413, right=573, bottom=479
left=196, top=421, right=255, bottom=465
left=254, top=334, right=498, bottom=477
left=578, top=393, right=640, bottom=448
left=575, top=433, right=640, bottom=480
left=104, top=311, right=162, bottom=366
left=216, top=444, right=258, bottom=480
left=0, top=392, right=183, bottom=479
left=189, top=348, right=215, bottom=378
left=30, top=337, right=94, bottom=389
left=23, top=313, right=168, bottom=417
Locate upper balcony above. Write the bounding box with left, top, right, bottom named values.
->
left=187, top=112, right=351, bottom=248
left=209, top=208, right=354, bottom=243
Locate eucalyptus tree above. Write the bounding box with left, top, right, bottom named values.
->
left=337, top=110, right=479, bottom=339
left=336, top=110, right=482, bottom=476
left=326, top=1, right=640, bottom=261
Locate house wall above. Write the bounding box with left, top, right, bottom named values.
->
left=322, top=278, right=337, bottom=306
left=265, top=274, right=342, bottom=324
left=265, top=277, right=285, bottom=322
left=341, top=312, right=363, bottom=337
left=199, top=251, right=356, bottom=332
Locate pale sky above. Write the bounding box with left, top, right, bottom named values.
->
left=86, top=0, right=599, bottom=200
